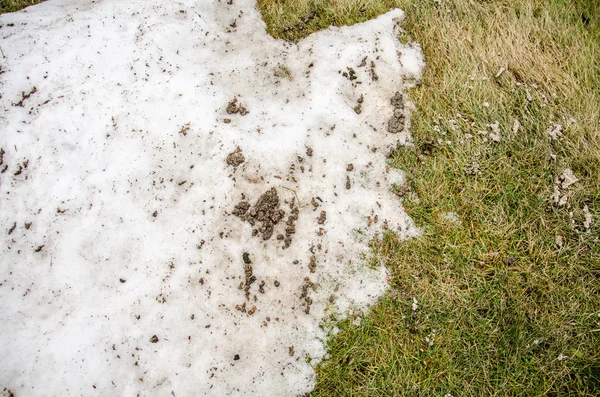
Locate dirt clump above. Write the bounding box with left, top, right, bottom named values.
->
left=317, top=210, right=327, bottom=225
left=178, top=123, right=191, bottom=136
left=226, top=97, right=249, bottom=116
left=308, top=255, right=317, bottom=273
left=241, top=252, right=256, bottom=300
left=342, top=67, right=357, bottom=81
left=387, top=92, right=406, bottom=134
left=353, top=94, right=364, bottom=114
left=283, top=198, right=299, bottom=248
left=3, top=388, right=15, bottom=397
left=345, top=176, right=351, bottom=189
left=232, top=201, right=250, bottom=217
left=311, top=197, right=320, bottom=211
left=300, top=278, right=314, bottom=314
left=226, top=146, right=245, bottom=168
left=370, top=61, right=379, bottom=81
left=234, top=188, right=285, bottom=240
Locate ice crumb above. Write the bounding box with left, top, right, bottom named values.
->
left=0, top=1, right=423, bottom=396
left=560, top=168, right=579, bottom=189
left=467, top=161, right=481, bottom=176
left=487, top=121, right=501, bottom=142
left=547, top=122, right=564, bottom=140
left=512, top=119, right=520, bottom=134
left=583, top=205, right=592, bottom=231
left=441, top=211, right=460, bottom=224
left=552, top=168, right=579, bottom=206
left=526, top=89, right=534, bottom=102
left=557, top=353, right=568, bottom=361
left=412, top=297, right=419, bottom=312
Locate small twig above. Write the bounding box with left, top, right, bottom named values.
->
left=281, top=186, right=302, bottom=208
left=0, top=45, right=5, bottom=59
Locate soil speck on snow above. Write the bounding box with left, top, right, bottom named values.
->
left=387, top=92, right=406, bottom=134
left=234, top=188, right=285, bottom=241
left=226, top=146, right=246, bottom=168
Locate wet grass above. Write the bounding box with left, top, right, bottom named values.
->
left=259, top=0, right=600, bottom=395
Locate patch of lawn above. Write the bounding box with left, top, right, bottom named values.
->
left=0, top=0, right=44, bottom=14
left=260, top=0, right=600, bottom=395
left=257, top=0, right=404, bottom=41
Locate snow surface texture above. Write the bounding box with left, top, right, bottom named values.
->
left=0, top=0, right=424, bottom=395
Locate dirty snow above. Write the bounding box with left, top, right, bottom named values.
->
left=0, top=0, right=423, bottom=396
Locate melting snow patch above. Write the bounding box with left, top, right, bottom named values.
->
left=0, top=0, right=423, bottom=396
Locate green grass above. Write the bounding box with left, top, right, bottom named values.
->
left=259, top=0, right=600, bottom=395
left=0, top=0, right=43, bottom=13
left=258, top=0, right=405, bottom=41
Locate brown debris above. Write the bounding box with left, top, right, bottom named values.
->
left=317, top=210, right=327, bottom=225
left=226, top=97, right=249, bottom=116
left=308, top=255, right=317, bottom=273
left=226, top=146, right=245, bottom=168
left=13, top=86, right=37, bottom=107
left=387, top=92, right=406, bottom=134
left=370, top=61, right=379, bottom=81
left=311, top=197, right=320, bottom=211
left=234, top=188, right=285, bottom=241
left=300, top=278, right=314, bottom=314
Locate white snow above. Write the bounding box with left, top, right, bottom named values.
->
left=0, top=0, right=424, bottom=396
